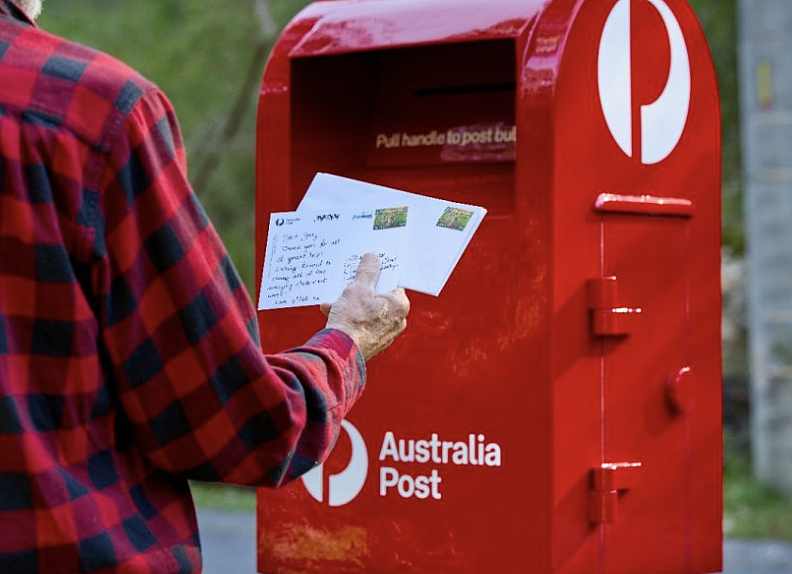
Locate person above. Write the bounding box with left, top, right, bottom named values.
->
left=0, top=1, right=410, bottom=573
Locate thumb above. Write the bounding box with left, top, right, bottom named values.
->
left=353, top=253, right=381, bottom=291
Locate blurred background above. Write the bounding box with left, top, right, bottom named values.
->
left=37, top=0, right=791, bottom=560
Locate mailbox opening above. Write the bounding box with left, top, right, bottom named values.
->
left=290, top=40, right=516, bottom=215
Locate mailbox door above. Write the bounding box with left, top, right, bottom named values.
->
left=551, top=0, right=723, bottom=569
left=599, top=208, right=693, bottom=574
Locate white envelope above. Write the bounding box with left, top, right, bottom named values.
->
left=299, top=173, right=487, bottom=296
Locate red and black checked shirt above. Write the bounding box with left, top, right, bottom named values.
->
left=0, top=3, right=366, bottom=573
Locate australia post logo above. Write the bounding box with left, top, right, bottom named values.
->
left=302, top=421, right=503, bottom=506
left=597, top=0, right=691, bottom=164
left=302, top=420, right=368, bottom=507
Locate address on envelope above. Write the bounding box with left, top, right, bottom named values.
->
left=258, top=207, right=409, bottom=310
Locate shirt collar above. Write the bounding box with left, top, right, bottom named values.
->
left=0, top=0, right=36, bottom=27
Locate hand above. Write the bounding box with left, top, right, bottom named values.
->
left=322, top=253, right=410, bottom=361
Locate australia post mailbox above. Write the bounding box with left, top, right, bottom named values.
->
left=254, top=0, right=722, bottom=573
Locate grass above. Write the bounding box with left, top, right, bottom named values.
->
left=190, top=482, right=257, bottom=513
left=723, top=449, right=792, bottom=541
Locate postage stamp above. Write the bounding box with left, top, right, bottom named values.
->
left=436, top=207, right=474, bottom=231
left=374, top=207, right=409, bottom=230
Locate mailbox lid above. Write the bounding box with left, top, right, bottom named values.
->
left=288, top=0, right=546, bottom=57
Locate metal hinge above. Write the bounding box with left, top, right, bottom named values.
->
left=587, top=277, right=642, bottom=336
left=588, top=462, right=644, bottom=524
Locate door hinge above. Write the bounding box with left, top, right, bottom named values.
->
left=587, top=277, right=642, bottom=336
left=588, top=462, right=644, bottom=524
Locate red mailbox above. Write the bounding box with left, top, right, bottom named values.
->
left=255, top=0, right=722, bottom=573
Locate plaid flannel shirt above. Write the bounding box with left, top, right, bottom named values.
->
left=0, top=3, right=366, bottom=572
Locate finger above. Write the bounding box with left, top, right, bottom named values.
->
left=384, top=287, right=410, bottom=314
left=354, top=253, right=381, bottom=290
left=319, top=302, right=332, bottom=317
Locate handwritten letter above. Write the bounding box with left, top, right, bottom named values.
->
left=258, top=209, right=408, bottom=310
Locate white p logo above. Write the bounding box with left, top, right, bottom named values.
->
left=598, top=0, right=691, bottom=164
left=302, top=420, right=368, bottom=507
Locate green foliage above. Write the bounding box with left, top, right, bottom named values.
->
left=724, top=434, right=792, bottom=540
left=39, top=0, right=312, bottom=290
left=190, top=481, right=256, bottom=512
left=688, top=0, right=743, bottom=253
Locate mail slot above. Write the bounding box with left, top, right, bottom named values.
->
left=254, top=0, right=722, bottom=573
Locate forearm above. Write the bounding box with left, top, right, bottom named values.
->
left=133, top=328, right=365, bottom=487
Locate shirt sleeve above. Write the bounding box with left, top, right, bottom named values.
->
left=93, top=88, right=366, bottom=487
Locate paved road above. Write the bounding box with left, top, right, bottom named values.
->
left=723, top=539, right=792, bottom=574
left=197, top=508, right=257, bottom=574
left=196, top=507, right=792, bottom=574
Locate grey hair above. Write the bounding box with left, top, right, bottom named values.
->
left=15, top=0, right=44, bottom=19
